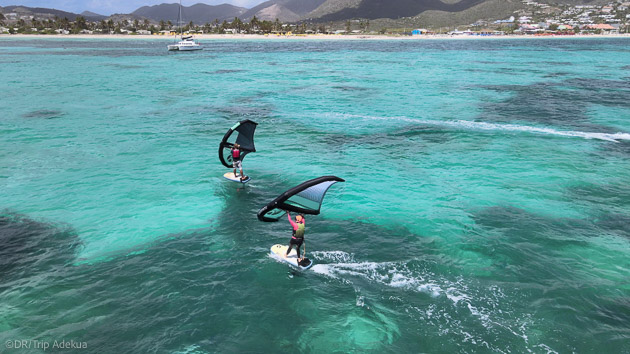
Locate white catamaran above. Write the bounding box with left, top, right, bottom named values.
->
left=167, top=0, right=203, bottom=51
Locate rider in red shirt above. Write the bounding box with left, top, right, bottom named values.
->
left=231, top=143, right=247, bottom=181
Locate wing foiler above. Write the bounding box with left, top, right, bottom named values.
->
left=218, top=119, right=258, bottom=168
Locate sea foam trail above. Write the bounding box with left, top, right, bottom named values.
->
left=311, top=251, right=447, bottom=298
left=323, top=113, right=630, bottom=143
left=310, top=251, right=536, bottom=350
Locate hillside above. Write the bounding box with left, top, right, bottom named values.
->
left=303, top=0, right=613, bottom=26
left=0, top=0, right=618, bottom=28
left=80, top=11, right=107, bottom=20
left=132, top=3, right=247, bottom=23
left=241, top=0, right=327, bottom=21
left=413, top=0, right=523, bottom=28
left=1, top=5, right=105, bottom=21
left=304, top=0, right=362, bottom=19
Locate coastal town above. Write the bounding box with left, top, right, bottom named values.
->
left=0, top=0, right=629, bottom=36
left=461, top=0, right=630, bottom=36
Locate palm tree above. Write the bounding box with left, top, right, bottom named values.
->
left=250, top=15, right=260, bottom=32
left=260, top=20, right=273, bottom=33
left=232, top=17, right=243, bottom=32
left=75, top=16, right=87, bottom=30
left=220, top=20, right=229, bottom=34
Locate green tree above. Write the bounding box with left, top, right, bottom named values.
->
left=17, top=18, right=26, bottom=32
left=260, top=20, right=273, bottom=33
left=219, top=20, right=229, bottom=34
left=159, top=20, right=166, bottom=31
left=345, top=20, right=351, bottom=33
left=250, top=15, right=260, bottom=33
left=74, top=16, right=88, bottom=31
left=60, top=17, right=71, bottom=30
left=203, top=22, right=212, bottom=33
left=211, top=19, right=219, bottom=33
left=236, top=17, right=246, bottom=32
left=182, top=20, right=192, bottom=32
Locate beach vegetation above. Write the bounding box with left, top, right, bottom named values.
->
left=2, top=0, right=627, bottom=37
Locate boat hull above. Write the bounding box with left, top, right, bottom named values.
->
left=167, top=42, right=203, bottom=51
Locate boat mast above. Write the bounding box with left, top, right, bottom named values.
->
left=178, top=0, right=183, bottom=38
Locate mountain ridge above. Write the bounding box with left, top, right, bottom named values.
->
left=0, top=0, right=616, bottom=27
left=132, top=3, right=247, bottom=23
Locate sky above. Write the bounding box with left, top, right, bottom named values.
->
left=0, top=0, right=268, bottom=15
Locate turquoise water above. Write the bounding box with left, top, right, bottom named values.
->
left=1, top=37, right=629, bottom=352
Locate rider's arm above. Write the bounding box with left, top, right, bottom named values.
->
left=287, top=213, right=297, bottom=230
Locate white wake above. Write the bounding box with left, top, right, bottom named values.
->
left=322, top=113, right=630, bottom=143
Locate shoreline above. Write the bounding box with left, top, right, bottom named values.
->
left=1, top=33, right=630, bottom=41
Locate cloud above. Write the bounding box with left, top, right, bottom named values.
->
left=0, top=0, right=267, bottom=15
